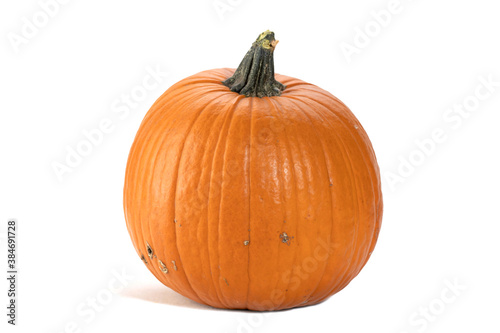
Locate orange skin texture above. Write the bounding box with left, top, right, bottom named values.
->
left=123, top=68, right=383, bottom=311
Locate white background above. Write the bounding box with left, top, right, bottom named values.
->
left=1, top=0, right=499, bottom=332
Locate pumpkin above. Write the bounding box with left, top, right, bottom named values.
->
left=124, top=31, right=382, bottom=311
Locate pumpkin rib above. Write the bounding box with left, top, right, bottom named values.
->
left=175, top=91, right=236, bottom=307
left=260, top=97, right=296, bottom=310
left=129, top=87, right=222, bottom=302
left=257, top=97, right=300, bottom=311
left=284, top=96, right=336, bottom=306
left=266, top=97, right=302, bottom=310
left=295, top=93, right=379, bottom=303
left=130, top=127, right=171, bottom=293
left=314, top=100, right=369, bottom=302
left=283, top=94, right=361, bottom=303
left=276, top=97, right=306, bottom=311
left=195, top=96, right=224, bottom=306
left=132, top=119, right=164, bottom=284
left=196, top=102, right=230, bottom=307
left=170, top=96, right=222, bottom=305
left=264, top=97, right=297, bottom=310
left=218, top=94, right=252, bottom=308
left=283, top=96, right=340, bottom=307
left=191, top=98, right=234, bottom=308
left=295, top=94, right=367, bottom=302
left=210, top=94, right=244, bottom=308
left=176, top=94, right=236, bottom=306
left=269, top=97, right=316, bottom=310
left=265, top=97, right=299, bottom=310
left=149, top=95, right=210, bottom=303
left=146, top=123, right=178, bottom=293
left=246, top=97, right=290, bottom=310
left=307, top=94, right=381, bottom=286
left=244, top=96, right=254, bottom=309
left=260, top=97, right=285, bottom=310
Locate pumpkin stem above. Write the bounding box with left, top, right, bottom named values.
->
left=223, top=30, right=286, bottom=97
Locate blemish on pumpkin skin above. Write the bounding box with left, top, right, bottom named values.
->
left=280, top=232, right=294, bottom=245
left=172, top=260, right=178, bottom=271
left=223, top=278, right=229, bottom=286
left=146, top=242, right=154, bottom=259
left=243, top=240, right=250, bottom=246
left=159, top=260, right=169, bottom=273
left=140, top=254, right=148, bottom=264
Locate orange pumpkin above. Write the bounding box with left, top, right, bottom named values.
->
left=124, top=31, right=382, bottom=311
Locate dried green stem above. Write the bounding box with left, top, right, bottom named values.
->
left=223, top=30, right=286, bottom=97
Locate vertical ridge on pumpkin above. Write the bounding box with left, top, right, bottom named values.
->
left=156, top=89, right=222, bottom=301
left=260, top=97, right=290, bottom=310
left=148, top=87, right=219, bottom=304
left=244, top=96, right=253, bottom=310
left=323, top=99, right=381, bottom=296
left=272, top=97, right=328, bottom=309
left=218, top=95, right=251, bottom=308
left=174, top=96, right=228, bottom=306
left=282, top=93, right=359, bottom=304
left=193, top=99, right=232, bottom=308
left=310, top=99, right=363, bottom=302
left=296, top=92, right=381, bottom=304
left=266, top=97, right=302, bottom=310
left=284, top=96, right=337, bottom=306
left=258, top=99, right=309, bottom=308
left=171, top=89, right=236, bottom=307
left=207, top=93, right=241, bottom=308
left=151, top=88, right=219, bottom=302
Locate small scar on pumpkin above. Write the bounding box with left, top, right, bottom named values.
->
left=243, top=240, right=250, bottom=246
left=146, top=242, right=154, bottom=259
left=140, top=254, right=148, bottom=264
left=329, top=183, right=333, bottom=187
left=172, top=260, right=178, bottom=271
left=223, top=278, right=229, bottom=286
left=280, top=232, right=293, bottom=245
left=159, top=260, right=169, bottom=273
